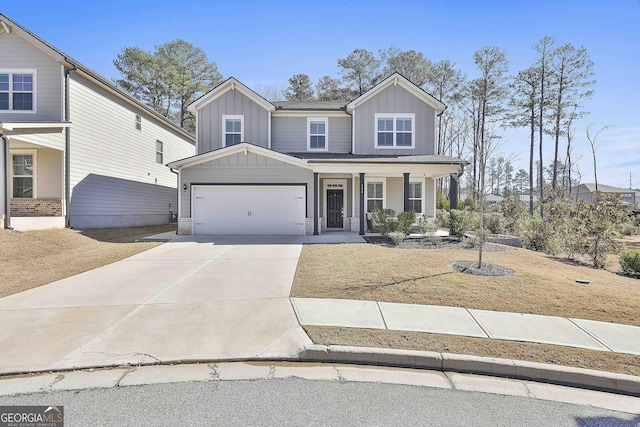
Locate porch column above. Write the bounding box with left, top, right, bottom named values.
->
left=403, top=172, right=410, bottom=212
left=313, top=172, right=319, bottom=235
left=450, top=173, right=459, bottom=210
left=359, top=172, right=365, bottom=235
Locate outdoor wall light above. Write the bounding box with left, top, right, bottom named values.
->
left=183, top=184, right=187, bottom=191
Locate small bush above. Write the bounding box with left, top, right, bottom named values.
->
left=619, top=221, right=637, bottom=236
left=388, top=231, right=406, bottom=245
left=449, top=209, right=477, bottom=238
left=436, top=209, right=450, bottom=229
left=461, top=194, right=477, bottom=211
left=619, top=250, right=640, bottom=277
left=485, top=213, right=506, bottom=235
left=397, top=211, right=416, bottom=235
left=436, top=191, right=450, bottom=210
left=501, top=199, right=527, bottom=235
left=371, top=209, right=397, bottom=237
left=419, top=217, right=437, bottom=234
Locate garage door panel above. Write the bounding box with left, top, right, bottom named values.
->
left=192, top=186, right=305, bottom=235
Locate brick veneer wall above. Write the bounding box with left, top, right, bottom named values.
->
left=10, top=199, right=63, bottom=217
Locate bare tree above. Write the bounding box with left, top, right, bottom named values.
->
left=586, top=124, right=611, bottom=191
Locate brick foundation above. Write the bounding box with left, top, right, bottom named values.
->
left=10, top=199, right=63, bottom=217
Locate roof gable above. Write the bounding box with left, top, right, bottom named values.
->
left=346, top=73, right=446, bottom=114
left=188, top=78, right=275, bottom=113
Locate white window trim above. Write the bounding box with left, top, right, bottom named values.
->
left=409, top=178, right=425, bottom=214
left=307, top=117, right=329, bottom=152
left=222, top=114, right=244, bottom=147
left=156, top=140, right=164, bottom=164
left=135, top=114, right=142, bottom=131
left=0, top=69, right=37, bottom=114
left=365, top=178, right=386, bottom=212
left=10, top=149, right=37, bottom=199
left=374, top=113, right=415, bottom=149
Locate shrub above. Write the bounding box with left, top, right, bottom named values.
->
left=388, top=231, right=406, bottom=245
left=419, top=217, right=437, bottom=234
left=501, top=199, right=527, bottom=235
left=620, top=250, right=640, bottom=277
left=371, top=209, right=397, bottom=237
left=485, top=213, right=506, bottom=235
left=461, top=194, right=477, bottom=211
left=436, top=190, right=450, bottom=210
left=436, top=209, right=450, bottom=229
left=396, top=211, right=416, bottom=235
left=619, top=221, right=636, bottom=236
left=449, top=209, right=477, bottom=238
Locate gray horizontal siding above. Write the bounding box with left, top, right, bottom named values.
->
left=0, top=30, right=62, bottom=121
left=197, top=90, right=269, bottom=153
left=180, top=152, right=313, bottom=217
left=354, top=84, right=436, bottom=155
left=272, top=116, right=351, bottom=153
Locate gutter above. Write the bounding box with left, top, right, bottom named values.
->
left=0, top=132, right=10, bottom=229
left=64, top=64, right=76, bottom=228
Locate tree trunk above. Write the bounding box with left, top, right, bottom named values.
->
left=529, top=108, right=535, bottom=215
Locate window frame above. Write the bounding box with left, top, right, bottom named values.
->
left=307, top=117, right=329, bottom=152
left=135, top=114, right=142, bottom=131
left=365, top=178, right=386, bottom=213
left=374, top=113, right=415, bottom=149
left=408, top=179, right=425, bottom=214
left=10, top=149, right=37, bottom=199
left=222, top=114, right=244, bottom=147
left=0, top=69, right=37, bottom=113
left=156, top=140, right=164, bottom=164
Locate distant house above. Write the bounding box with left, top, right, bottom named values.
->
left=167, top=74, right=467, bottom=236
left=572, top=183, right=638, bottom=207
left=0, top=14, right=195, bottom=230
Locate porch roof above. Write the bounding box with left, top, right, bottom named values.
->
left=287, top=152, right=467, bottom=165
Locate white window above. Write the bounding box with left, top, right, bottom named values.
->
left=374, top=113, right=415, bottom=149
left=156, top=140, right=163, bottom=164
left=12, top=151, right=36, bottom=198
left=135, top=114, right=142, bottom=130
left=366, top=180, right=385, bottom=212
left=222, top=115, right=244, bottom=146
left=307, top=117, right=328, bottom=151
left=0, top=70, right=36, bottom=112
left=409, top=181, right=424, bottom=213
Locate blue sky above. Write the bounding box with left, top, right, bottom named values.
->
left=3, top=1, right=639, bottom=188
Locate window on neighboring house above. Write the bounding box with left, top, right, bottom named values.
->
left=375, top=113, right=415, bottom=148
left=135, top=114, right=142, bottom=130
left=223, top=115, right=244, bottom=146
left=409, top=181, right=423, bottom=213
left=308, top=118, right=328, bottom=151
left=12, top=153, right=34, bottom=198
left=0, top=70, right=36, bottom=112
left=366, top=181, right=384, bottom=212
left=156, top=140, right=163, bottom=164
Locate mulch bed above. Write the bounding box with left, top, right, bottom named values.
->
left=363, top=235, right=506, bottom=252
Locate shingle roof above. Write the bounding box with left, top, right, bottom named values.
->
left=580, top=183, right=635, bottom=193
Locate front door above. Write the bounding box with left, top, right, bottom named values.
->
left=327, top=189, right=344, bottom=228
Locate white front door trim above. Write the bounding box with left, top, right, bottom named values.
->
left=323, top=178, right=348, bottom=230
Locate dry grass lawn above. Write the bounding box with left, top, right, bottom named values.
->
left=0, top=224, right=175, bottom=297
left=292, top=243, right=640, bottom=326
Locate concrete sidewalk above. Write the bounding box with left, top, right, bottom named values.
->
left=291, top=298, right=640, bottom=356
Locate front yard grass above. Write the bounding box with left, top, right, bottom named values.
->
left=292, top=242, right=640, bottom=376
left=0, top=224, right=174, bottom=298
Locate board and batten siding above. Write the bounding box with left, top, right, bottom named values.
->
left=0, top=30, right=63, bottom=122
left=197, top=90, right=270, bottom=153
left=179, top=151, right=313, bottom=218
left=271, top=116, right=351, bottom=153
left=66, top=73, right=194, bottom=228
left=353, top=84, right=436, bottom=155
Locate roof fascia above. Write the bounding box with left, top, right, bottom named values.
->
left=272, top=110, right=349, bottom=118
left=346, top=73, right=446, bottom=114
left=189, top=78, right=275, bottom=113
left=0, top=15, right=64, bottom=62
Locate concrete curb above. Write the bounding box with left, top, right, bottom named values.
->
left=300, top=344, right=640, bottom=397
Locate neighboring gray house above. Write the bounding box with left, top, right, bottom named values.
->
left=0, top=15, right=195, bottom=230
left=168, top=74, right=466, bottom=236
left=572, top=183, right=638, bottom=207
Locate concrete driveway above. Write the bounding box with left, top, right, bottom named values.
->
left=0, top=235, right=312, bottom=375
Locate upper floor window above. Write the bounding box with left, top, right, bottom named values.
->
left=12, top=152, right=35, bottom=198
left=0, top=70, right=36, bottom=112
left=223, top=115, right=244, bottom=146
left=307, top=117, right=328, bottom=151
left=135, top=114, right=142, bottom=130
left=374, top=113, right=415, bottom=149
left=156, top=140, right=163, bottom=164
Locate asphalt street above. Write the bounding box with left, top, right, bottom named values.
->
left=1, top=378, right=637, bottom=427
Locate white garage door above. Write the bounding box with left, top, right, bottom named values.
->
left=192, top=185, right=306, bottom=235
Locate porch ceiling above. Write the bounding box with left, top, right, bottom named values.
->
left=311, top=162, right=461, bottom=178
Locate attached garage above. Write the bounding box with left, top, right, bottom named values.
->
left=191, top=185, right=306, bottom=235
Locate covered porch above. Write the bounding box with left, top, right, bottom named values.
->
left=1, top=122, right=68, bottom=230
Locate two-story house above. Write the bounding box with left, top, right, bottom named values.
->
left=168, top=74, right=465, bottom=236
left=0, top=14, right=195, bottom=231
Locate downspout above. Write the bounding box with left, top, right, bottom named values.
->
left=170, top=167, right=179, bottom=233
left=1, top=132, right=11, bottom=229
left=64, top=64, right=76, bottom=228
